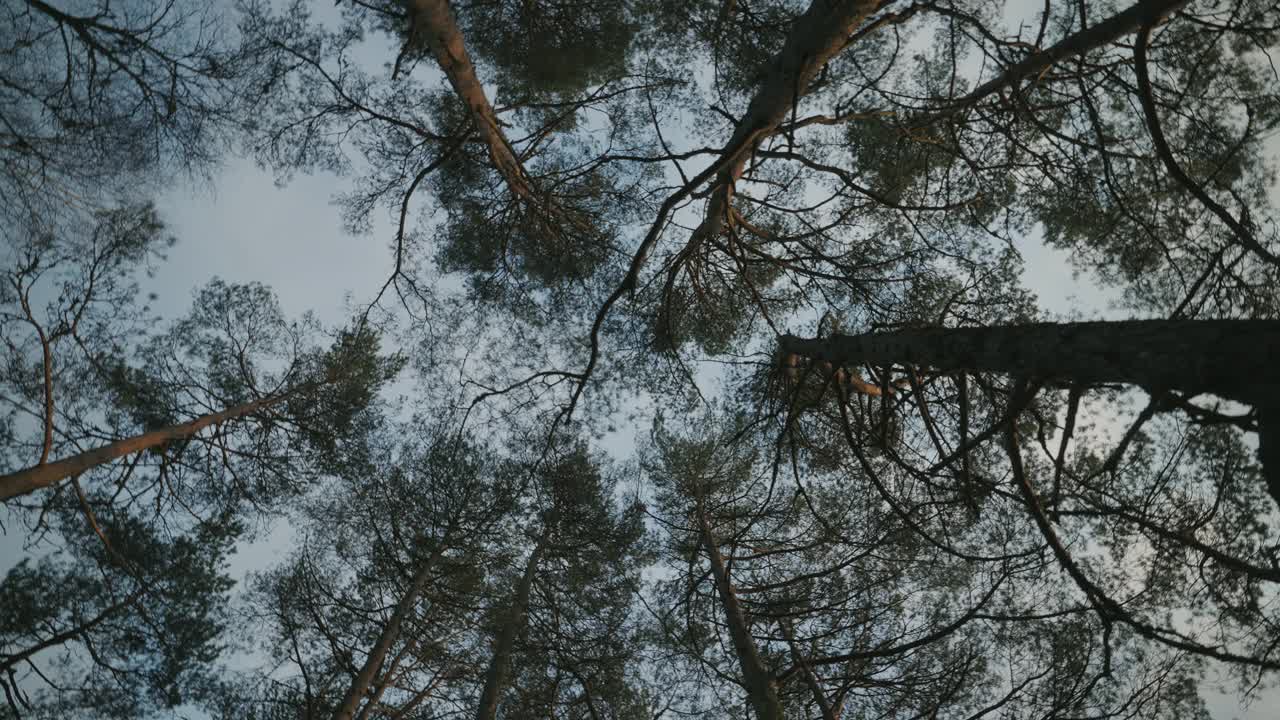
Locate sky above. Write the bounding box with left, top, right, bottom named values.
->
left=133, top=139, right=1270, bottom=720
left=0, top=0, right=1275, bottom=717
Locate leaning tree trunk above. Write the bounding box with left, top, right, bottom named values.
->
left=474, top=526, right=550, bottom=720
left=779, top=319, right=1280, bottom=503
left=918, top=0, right=1189, bottom=125
left=0, top=388, right=306, bottom=501
left=688, top=0, right=880, bottom=244
left=695, top=502, right=784, bottom=720
left=780, top=619, right=837, bottom=720
left=407, top=0, right=534, bottom=201
left=332, top=542, right=447, bottom=720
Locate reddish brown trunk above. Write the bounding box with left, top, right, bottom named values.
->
left=474, top=527, right=549, bottom=720
left=691, top=0, right=880, bottom=242
left=408, top=0, right=533, bottom=201
left=332, top=546, right=444, bottom=720
left=695, top=503, right=784, bottom=720
left=0, top=390, right=300, bottom=501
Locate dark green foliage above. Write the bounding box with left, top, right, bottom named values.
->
left=10, top=0, right=1280, bottom=718
left=463, top=0, right=635, bottom=96
left=0, top=508, right=238, bottom=717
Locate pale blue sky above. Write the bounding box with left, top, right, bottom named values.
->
left=0, top=0, right=1273, bottom=715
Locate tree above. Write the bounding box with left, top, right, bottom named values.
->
left=780, top=319, right=1280, bottom=497
left=477, top=442, right=648, bottom=720
left=0, top=503, right=237, bottom=717
left=10, top=0, right=1280, bottom=715
left=774, top=317, right=1280, bottom=678
left=1, top=279, right=404, bottom=508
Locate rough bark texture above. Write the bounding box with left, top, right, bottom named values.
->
left=332, top=546, right=444, bottom=720
left=696, top=505, right=784, bottom=720
left=474, top=528, right=548, bottom=720
left=408, top=0, right=533, bottom=200
left=0, top=390, right=297, bottom=501
left=691, top=0, right=880, bottom=242
left=781, top=319, right=1280, bottom=503
left=780, top=320, right=1280, bottom=402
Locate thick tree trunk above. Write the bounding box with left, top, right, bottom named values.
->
left=695, top=505, right=784, bottom=720
left=780, top=319, right=1280, bottom=502
left=474, top=528, right=549, bottom=720
left=0, top=389, right=301, bottom=501
left=332, top=545, right=445, bottom=720
left=780, top=320, right=1280, bottom=402
left=691, top=0, right=880, bottom=242
left=408, top=0, right=534, bottom=201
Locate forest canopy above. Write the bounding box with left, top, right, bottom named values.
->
left=3, top=0, right=1280, bottom=718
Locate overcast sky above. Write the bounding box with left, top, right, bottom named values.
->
left=0, top=1, right=1272, bottom=715
left=136, top=145, right=1262, bottom=720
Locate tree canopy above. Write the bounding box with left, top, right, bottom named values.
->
left=3, top=0, right=1280, bottom=718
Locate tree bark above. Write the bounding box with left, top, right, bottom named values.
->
left=332, top=545, right=445, bottom=720
left=780, top=619, right=837, bottom=720
left=780, top=320, right=1280, bottom=402
left=695, top=503, right=784, bottom=720
left=407, top=0, right=534, bottom=201
left=690, top=0, right=880, bottom=243
left=780, top=319, right=1280, bottom=502
left=0, top=389, right=304, bottom=501
left=474, top=526, right=549, bottom=720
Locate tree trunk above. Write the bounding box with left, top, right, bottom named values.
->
left=691, top=0, right=880, bottom=243
left=474, top=527, right=549, bottom=720
left=780, top=619, right=837, bottom=720
left=780, top=320, right=1280, bottom=402
left=922, top=0, right=1189, bottom=124
left=0, top=389, right=302, bottom=501
left=407, top=0, right=534, bottom=201
left=332, top=545, right=445, bottom=720
left=780, top=319, right=1280, bottom=503
left=695, top=504, right=784, bottom=720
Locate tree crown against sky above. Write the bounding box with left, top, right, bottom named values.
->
left=3, top=0, right=1280, bottom=719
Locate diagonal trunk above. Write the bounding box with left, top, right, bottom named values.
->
left=474, top=525, right=550, bottom=720
left=695, top=503, right=784, bottom=720
left=0, top=387, right=307, bottom=501
left=332, top=544, right=446, bottom=720
left=780, top=319, right=1280, bottom=503
left=690, top=0, right=880, bottom=242
left=780, top=619, right=837, bottom=720
left=919, top=0, right=1189, bottom=125
left=780, top=320, right=1280, bottom=403
left=407, top=0, right=534, bottom=201
left=0, top=588, right=144, bottom=674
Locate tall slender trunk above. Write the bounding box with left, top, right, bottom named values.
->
left=691, top=0, right=880, bottom=242
left=0, top=388, right=305, bottom=501
left=780, top=619, right=837, bottom=720
left=474, top=526, right=550, bottom=720
left=780, top=319, right=1280, bottom=503
left=695, top=503, right=784, bottom=720
left=332, top=544, right=446, bottom=720
left=407, top=0, right=534, bottom=201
